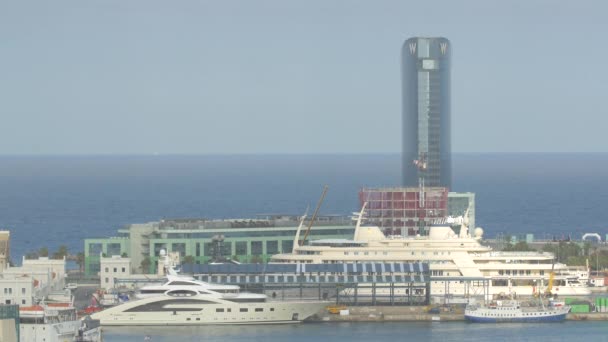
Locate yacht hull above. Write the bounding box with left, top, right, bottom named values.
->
left=92, top=299, right=325, bottom=326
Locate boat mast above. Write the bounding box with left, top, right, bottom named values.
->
left=291, top=207, right=308, bottom=253
left=353, top=202, right=368, bottom=241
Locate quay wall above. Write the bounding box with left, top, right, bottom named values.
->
left=311, top=306, right=608, bottom=322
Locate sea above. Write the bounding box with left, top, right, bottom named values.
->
left=2, top=153, right=608, bottom=262
left=2, top=153, right=608, bottom=340
left=102, top=321, right=607, bottom=341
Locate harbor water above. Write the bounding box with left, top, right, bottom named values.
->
left=104, top=321, right=608, bottom=341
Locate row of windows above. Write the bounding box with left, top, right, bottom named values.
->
left=104, top=267, right=127, bottom=273
left=497, top=270, right=542, bottom=276
left=153, top=240, right=298, bottom=257
left=88, top=231, right=354, bottom=256
left=343, top=251, right=452, bottom=257
left=3, top=288, right=26, bottom=295
left=216, top=308, right=272, bottom=313
left=4, top=299, right=27, bottom=305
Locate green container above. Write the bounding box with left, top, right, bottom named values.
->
left=570, top=304, right=590, bottom=313
left=565, top=298, right=576, bottom=305
left=595, top=298, right=601, bottom=307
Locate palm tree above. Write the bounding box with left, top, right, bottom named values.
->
left=76, top=252, right=85, bottom=278
left=53, top=245, right=69, bottom=259
left=140, top=257, right=151, bottom=274
left=182, top=255, right=195, bottom=265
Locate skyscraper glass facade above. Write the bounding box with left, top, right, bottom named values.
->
left=401, top=37, right=451, bottom=188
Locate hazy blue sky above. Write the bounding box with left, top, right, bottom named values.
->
left=1, top=0, right=606, bottom=154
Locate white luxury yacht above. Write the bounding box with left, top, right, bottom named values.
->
left=271, top=204, right=591, bottom=298
left=135, top=270, right=258, bottom=301
left=91, top=252, right=326, bottom=326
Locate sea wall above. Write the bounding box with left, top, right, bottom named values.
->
left=311, top=306, right=608, bottom=322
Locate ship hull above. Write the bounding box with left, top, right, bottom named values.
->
left=465, top=312, right=568, bottom=323
left=92, top=299, right=325, bottom=326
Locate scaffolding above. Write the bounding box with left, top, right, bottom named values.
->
left=359, top=187, right=449, bottom=236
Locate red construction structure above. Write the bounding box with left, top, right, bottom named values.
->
left=359, top=187, right=449, bottom=236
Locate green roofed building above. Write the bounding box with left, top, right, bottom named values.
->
left=84, top=215, right=354, bottom=276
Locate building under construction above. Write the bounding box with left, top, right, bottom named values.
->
left=359, top=187, right=449, bottom=236
left=358, top=188, right=475, bottom=237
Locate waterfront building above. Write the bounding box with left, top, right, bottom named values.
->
left=358, top=187, right=474, bottom=236
left=0, top=256, right=66, bottom=306
left=84, top=215, right=354, bottom=276
left=402, top=37, right=451, bottom=188
left=0, top=231, right=10, bottom=273
left=100, top=255, right=131, bottom=290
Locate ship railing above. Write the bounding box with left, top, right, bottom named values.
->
left=475, top=251, right=554, bottom=258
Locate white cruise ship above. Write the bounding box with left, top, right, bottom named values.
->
left=271, top=204, right=591, bottom=298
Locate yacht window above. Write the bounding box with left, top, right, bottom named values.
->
left=216, top=308, right=224, bottom=312
left=167, top=290, right=197, bottom=297
left=240, top=308, right=248, bottom=312
left=168, top=281, right=198, bottom=286
left=270, top=308, right=275, bottom=311
left=141, top=290, right=166, bottom=294
left=227, top=308, right=232, bottom=312
left=255, top=308, right=263, bottom=312
left=124, top=299, right=209, bottom=312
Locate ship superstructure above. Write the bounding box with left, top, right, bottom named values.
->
left=271, top=205, right=591, bottom=298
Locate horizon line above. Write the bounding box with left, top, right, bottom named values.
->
left=1, top=151, right=608, bottom=157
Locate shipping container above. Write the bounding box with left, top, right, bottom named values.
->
left=569, top=304, right=590, bottom=313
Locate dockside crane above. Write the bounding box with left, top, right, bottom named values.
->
left=299, top=185, right=329, bottom=246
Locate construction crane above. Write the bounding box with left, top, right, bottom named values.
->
left=413, top=152, right=428, bottom=208
left=299, top=185, right=329, bottom=246
left=544, top=260, right=556, bottom=297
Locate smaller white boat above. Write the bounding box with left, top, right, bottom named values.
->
left=19, top=302, right=102, bottom=341
left=465, top=299, right=570, bottom=323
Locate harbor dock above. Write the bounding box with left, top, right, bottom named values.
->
left=311, top=306, right=608, bottom=322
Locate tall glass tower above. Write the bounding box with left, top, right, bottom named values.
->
left=401, top=37, right=451, bottom=189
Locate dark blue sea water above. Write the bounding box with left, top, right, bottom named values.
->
left=1, top=153, right=608, bottom=261
left=103, top=321, right=608, bottom=341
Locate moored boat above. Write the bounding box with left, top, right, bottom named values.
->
left=19, top=302, right=102, bottom=341
left=464, top=300, right=570, bottom=323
